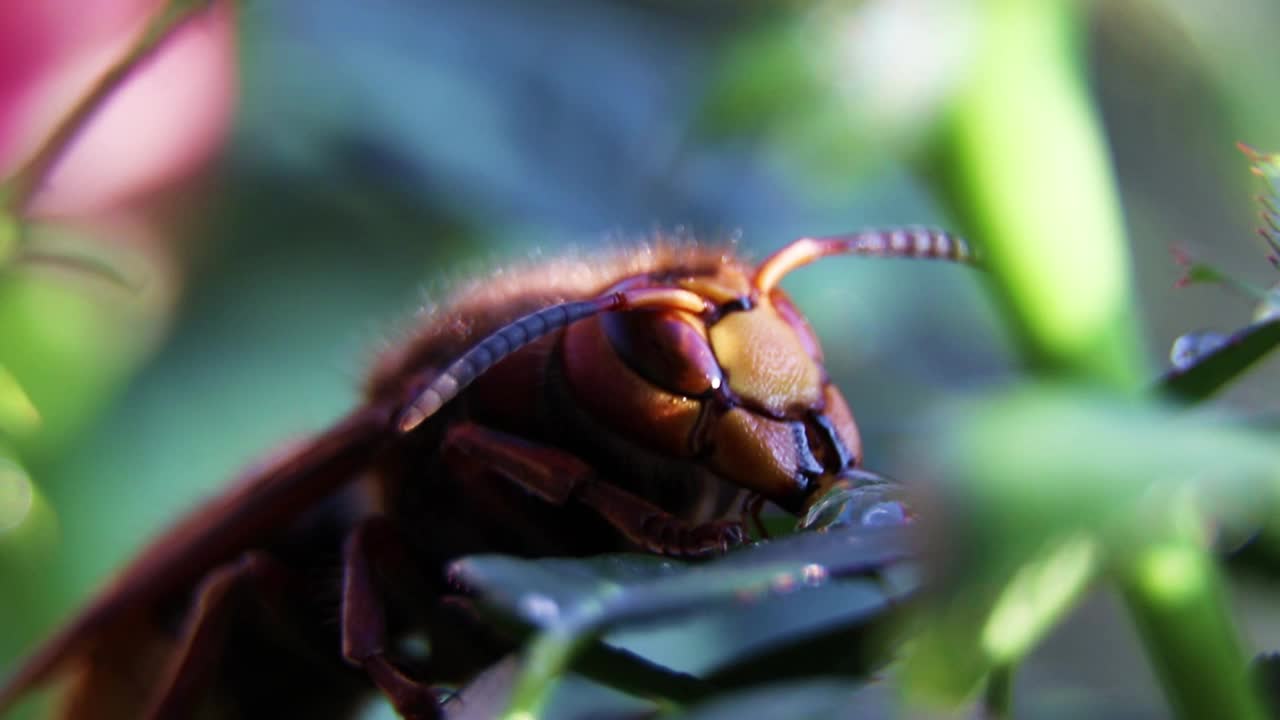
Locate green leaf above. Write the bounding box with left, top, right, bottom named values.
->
left=664, top=680, right=895, bottom=720
left=453, top=526, right=912, bottom=634
left=452, top=526, right=913, bottom=718
left=701, top=584, right=913, bottom=689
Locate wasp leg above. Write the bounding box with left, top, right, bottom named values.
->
left=743, top=494, right=770, bottom=540
left=578, top=479, right=748, bottom=557
left=342, top=517, right=440, bottom=720
left=422, top=596, right=511, bottom=685
left=141, top=552, right=289, bottom=720
left=443, top=422, right=747, bottom=557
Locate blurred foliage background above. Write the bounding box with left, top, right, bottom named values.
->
left=5, top=0, right=1280, bottom=717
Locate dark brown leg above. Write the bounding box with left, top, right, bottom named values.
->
left=744, top=494, right=770, bottom=540
left=341, top=517, right=439, bottom=720
left=443, top=422, right=746, bottom=557
left=576, top=480, right=746, bottom=557
left=143, top=552, right=289, bottom=720
left=422, top=596, right=511, bottom=685
left=442, top=422, right=589, bottom=505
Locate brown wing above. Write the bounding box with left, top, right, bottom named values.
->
left=0, top=403, right=395, bottom=715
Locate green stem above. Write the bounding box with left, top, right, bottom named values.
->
left=503, top=628, right=594, bottom=720
left=481, top=605, right=713, bottom=708
left=4, top=0, right=217, bottom=214
left=925, top=0, right=1144, bottom=388
left=983, top=664, right=1014, bottom=720
left=1118, top=539, right=1264, bottom=720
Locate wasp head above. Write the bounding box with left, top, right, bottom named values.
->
left=401, top=229, right=974, bottom=521
left=562, top=264, right=863, bottom=516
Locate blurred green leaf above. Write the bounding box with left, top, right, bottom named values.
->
left=0, top=250, right=166, bottom=450
left=0, top=454, right=35, bottom=534
left=702, top=19, right=819, bottom=139
left=11, top=246, right=141, bottom=292
left=1250, top=652, right=1280, bottom=718
left=0, top=366, right=40, bottom=437
left=0, top=214, right=16, bottom=263
left=0, top=451, right=56, bottom=567
left=901, top=384, right=1278, bottom=704
left=925, top=385, right=1280, bottom=568
left=701, top=2, right=970, bottom=188
left=902, top=533, right=1098, bottom=704
left=978, top=534, right=1098, bottom=665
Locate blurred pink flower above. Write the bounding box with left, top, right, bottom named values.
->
left=0, top=0, right=237, bottom=217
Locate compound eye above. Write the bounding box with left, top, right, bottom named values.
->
left=602, top=309, right=723, bottom=397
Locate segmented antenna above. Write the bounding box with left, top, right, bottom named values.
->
left=753, top=227, right=978, bottom=294
left=397, top=287, right=711, bottom=433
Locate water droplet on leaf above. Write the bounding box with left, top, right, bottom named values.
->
left=518, top=593, right=560, bottom=623
left=797, top=468, right=912, bottom=532
left=1255, top=285, right=1280, bottom=323
left=1169, top=330, right=1227, bottom=370
left=861, top=501, right=907, bottom=526
left=801, top=563, right=829, bottom=586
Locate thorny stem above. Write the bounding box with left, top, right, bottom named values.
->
left=3, top=0, right=219, bottom=215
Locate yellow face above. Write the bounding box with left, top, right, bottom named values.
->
left=563, top=266, right=862, bottom=514
left=707, top=297, right=823, bottom=416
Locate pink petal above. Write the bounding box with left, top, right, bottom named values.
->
left=1, top=0, right=237, bottom=216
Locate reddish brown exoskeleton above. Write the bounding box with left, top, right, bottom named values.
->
left=0, top=228, right=976, bottom=719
